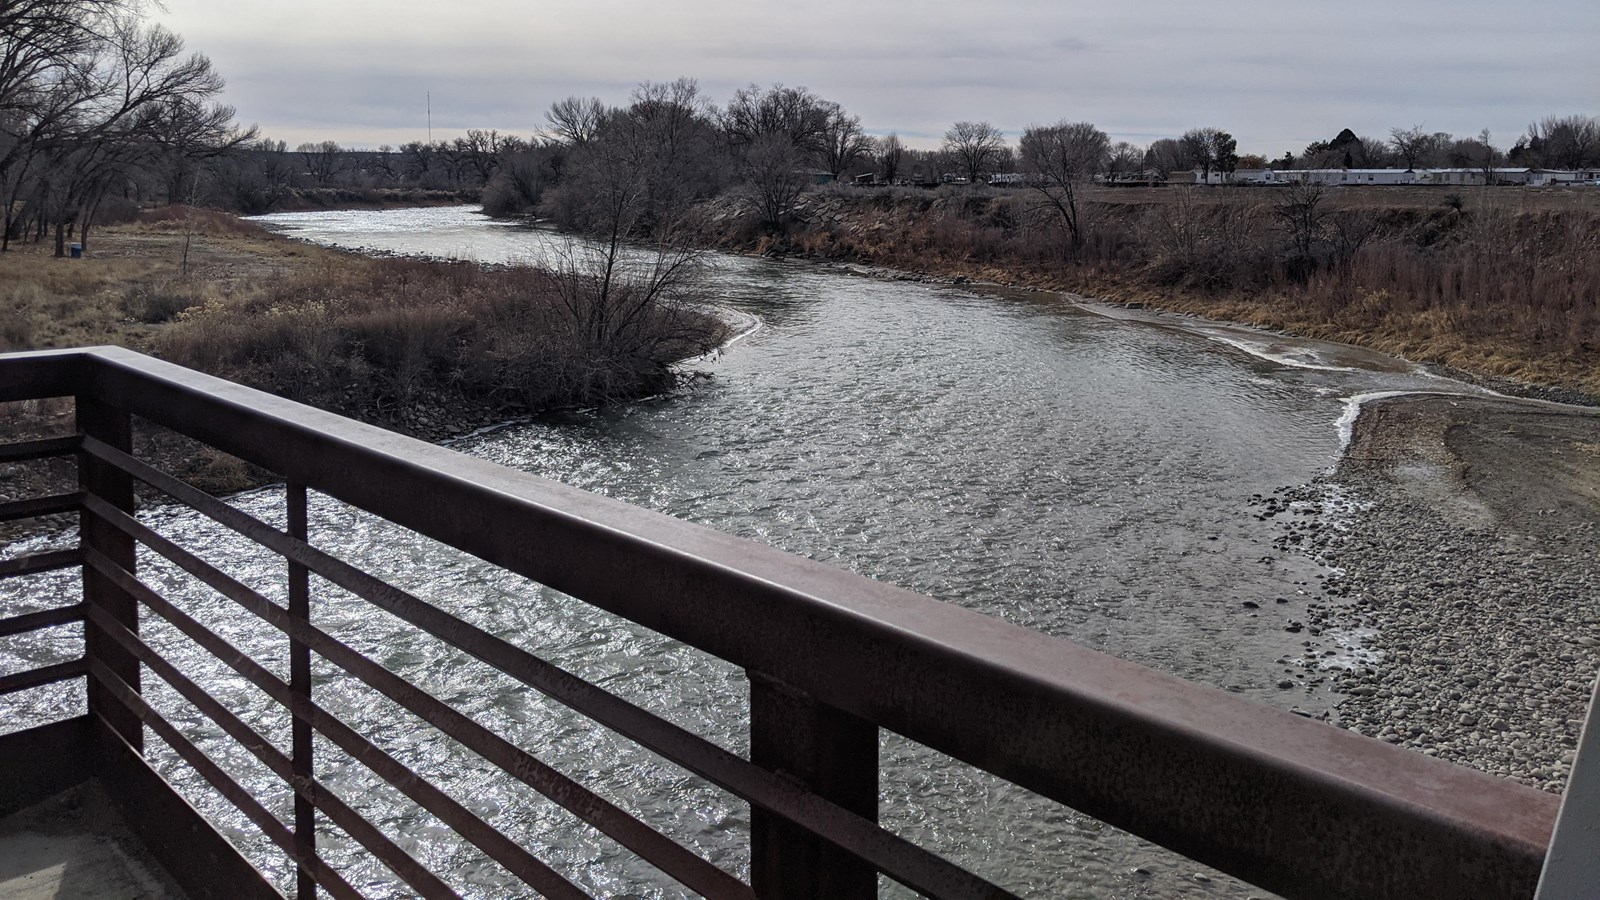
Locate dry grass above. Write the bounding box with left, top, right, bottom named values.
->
left=736, top=186, right=1600, bottom=395
left=3, top=204, right=724, bottom=429
left=0, top=206, right=331, bottom=353
left=156, top=254, right=723, bottom=417
left=1, top=206, right=725, bottom=514
left=0, top=246, right=166, bottom=351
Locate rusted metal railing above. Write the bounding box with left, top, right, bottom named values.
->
left=0, top=346, right=1568, bottom=898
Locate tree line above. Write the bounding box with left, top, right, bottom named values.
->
left=0, top=0, right=253, bottom=254
left=7, top=5, right=1598, bottom=259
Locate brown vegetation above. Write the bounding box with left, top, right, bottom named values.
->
left=694, top=185, right=1600, bottom=395
left=0, top=208, right=725, bottom=521
left=160, top=252, right=723, bottom=417
left=3, top=207, right=723, bottom=412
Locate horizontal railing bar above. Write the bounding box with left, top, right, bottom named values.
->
left=77, top=455, right=1015, bottom=900
left=82, top=550, right=477, bottom=900
left=0, top=548, right=82, bottom=580
left=83, top=604, right=370, bottom=899
left=81, top=493, right=749, bottom=899
left=0, top=657, right=86, bottom=696
left=86, top=659, right=367, bottom=900
left=0, top=435, right=82, bottom=463
left=0, top=603, right=85, bottom=639
left=0, top=348, right=84, bottom=403
left=15, top=347, right=1552, bottom=898
left=82, top=547, right=595, bottom=896
left=0, top=492, right=84, bottom=523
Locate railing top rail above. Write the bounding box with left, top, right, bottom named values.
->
left=0, top=346, right=1561, bottom=898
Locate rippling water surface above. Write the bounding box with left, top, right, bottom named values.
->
left=1, top=206, right=1487, bottom=898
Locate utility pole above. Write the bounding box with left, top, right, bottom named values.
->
left=427, top=92, right=432, bottom=144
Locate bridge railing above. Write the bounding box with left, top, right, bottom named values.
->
left=0, top=346, right=1563, bottom=898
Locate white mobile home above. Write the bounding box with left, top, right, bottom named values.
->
left=1195, top=168, right=1274, bottom=185
left=1270, top=168, right=1418, bottom=186
left=1525, top=169, right=1599, bottom=186
left=1416, top=167, right=1533, bottom=186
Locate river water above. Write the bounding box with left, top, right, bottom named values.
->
left=1, top=206, right=1492, bottom=897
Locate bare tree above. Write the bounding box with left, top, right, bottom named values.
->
left=543, top=230, right=715, bottom=403
left=545, top=95, right=607, bottom=146
left=370, top=143, right=395, bottom=178
left=1360, top=135, right=1399, bottom=167
left=629, top=77, right=713, bottom=162
left=721, top=83, right=836, bottom=228
left=296, top=140, right=344, bottom=184
left=6, top=15, right=250, bottom=254
left=1476, top=128, right=1501, bottom=185
left=941, top=120, right=1005, bottom=184
left=1528, top=114, right=1600, bottom=169
left=3, top=2, right=141, bottom=246
left=546, top=78, right=724, bottom=235
left=1389, top=126, right=1452, bottom=170
left=1144, top=138, right=1192, bottom=177
left=818, top=103, right=869, bottom=179
left=1106, top=141, right=1144, bottom=179
left=1182, top=127, right=1237, bottom=183
left=721, top=83, right=831, bottom=153
left=740, top=133, right=811, bottom=228
left=455, top=128, right=507, bottom=184
left=876, top=133, right=903, bottom=183
left=624, top=77, right=724, bottom=224
left=1389, top=125, right=1428, bottom=170
left=540, top=91, right=719, bottom=395
left=1273, top=180, right=1327, bottom=269
left=1019, top=120, right=1108, bottom=253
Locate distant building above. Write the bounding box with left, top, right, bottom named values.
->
left=1176, top=165, right=1598, bottom=188
left=1416, top=167, right=1532, bottom=186
left=1259, top=168, right=1419, bottom=186
left=1194, top=168, right=1274, bottom=185
left=1520, top=169, right=1599, bottom=186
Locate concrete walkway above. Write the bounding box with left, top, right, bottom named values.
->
left=0, top=780, right=188, bottom=899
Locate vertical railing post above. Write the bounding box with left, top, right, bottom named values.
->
left=77, top=394, right=141, bottom=751
left=1535, top=669, right=1600, bottom=899
left=748, top=672, right=878, bottom=899
left=288, top=482, right=316, bottom=899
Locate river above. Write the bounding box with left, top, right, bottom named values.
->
left=1, top=206, right=1496, bottom=898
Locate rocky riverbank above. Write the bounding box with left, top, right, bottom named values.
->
left=1273, top=393, right=1600, bottom=793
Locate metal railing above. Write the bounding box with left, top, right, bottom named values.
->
left=0, top=346, right=1569, bottom=898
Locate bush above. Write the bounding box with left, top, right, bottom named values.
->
left=122, top=280, right=211, bottom=323
left=157, top=255, right=725, bottom=417
left=135, top=206, right=272, bottom=237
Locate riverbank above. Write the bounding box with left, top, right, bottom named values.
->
left=0, top=208, right=725, bottom=539
left=684, top=185, right=1600, bottom=397
left=1281, top=393, right=1600, bottom=792
left=691, top=191, right=1600, bottom=785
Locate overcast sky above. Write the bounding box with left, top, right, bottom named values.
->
left=156, top=0, right=1599, bottom=157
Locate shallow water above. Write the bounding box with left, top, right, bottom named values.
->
left=1, top=206, right=1491, bottom=897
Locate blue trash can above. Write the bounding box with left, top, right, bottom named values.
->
left=69, top=243, right=82, bottom=259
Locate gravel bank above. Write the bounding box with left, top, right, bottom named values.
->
left=1288, top=393, right=1600, bottom=793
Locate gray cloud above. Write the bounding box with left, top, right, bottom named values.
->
left=161, top=0, right=1599, bottom=155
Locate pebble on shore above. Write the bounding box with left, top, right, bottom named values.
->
left=1264, top=394, right=1600, bottom=794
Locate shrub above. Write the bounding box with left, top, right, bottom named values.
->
left=122, top=280, right=212, bottom=323
left=157, top=255, right=725, bottom=418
